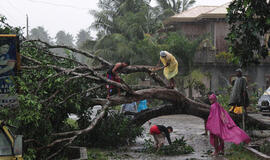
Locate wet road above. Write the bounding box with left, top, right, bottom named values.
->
left=112, top=114, right=228, bottom=160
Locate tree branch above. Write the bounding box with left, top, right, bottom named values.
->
left=52, top=101, right=110, bottom=136
left=40, top=73, right=92, bottom=104
left=24, top=39, right=112, bottom=66
left=40, top=101, right=111, bottom=159
left=121, top=65, right=167, bottom=87
left=46, top=136, right=76, bottom=160
left=57, top=85, right=103, bottom=106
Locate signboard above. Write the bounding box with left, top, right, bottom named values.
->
left=0, top=34, right=20, bottom=107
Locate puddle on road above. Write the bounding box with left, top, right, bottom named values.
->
left=112, top=114, right=227, bottom=160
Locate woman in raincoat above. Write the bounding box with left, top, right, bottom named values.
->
left=206, top=94, right=250, bottom=156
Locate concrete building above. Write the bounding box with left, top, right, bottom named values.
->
left=164, top=2, right=270, bottom=95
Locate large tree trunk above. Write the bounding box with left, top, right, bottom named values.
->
left=92, top=88, right=270, bottom=130
left=130, top=101, right=270, bottom=130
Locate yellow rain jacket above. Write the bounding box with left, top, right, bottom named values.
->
left=160, top=51, right=178, bottom=80
left=229, top=106, right=243, bottom=114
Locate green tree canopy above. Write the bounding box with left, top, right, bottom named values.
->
left=226, top=0, right=270, bottom=66
left=55, top=30, right=74, bottom=47
left=29, top=26, right=52, bottom=44
left=76, top=29, right=92, bottom=48
left=155, top=0, right=196, bottom=20
left=90, top=0, right=162, bottom=64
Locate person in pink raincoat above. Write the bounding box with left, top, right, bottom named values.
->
left=206, top=94, right=250, bottom=156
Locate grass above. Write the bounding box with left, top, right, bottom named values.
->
left=225, top=144, right=258, bottom=160
left=87, top=148, right=109, bottom=160
left=87, top=148, right=132, bottom=160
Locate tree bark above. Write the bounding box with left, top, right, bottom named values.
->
left=130, top=102, right=270, bottom=130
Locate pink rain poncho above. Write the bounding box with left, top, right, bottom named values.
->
left=206, top=94, right=250, bottom=146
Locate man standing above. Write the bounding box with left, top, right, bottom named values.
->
left=153, top=51, right=178, bottom=89
left=106, top=61, right=130, bottom=98
left=149, top=125, right=173, bottom=150
left=229, top=68, right=248, bottom=114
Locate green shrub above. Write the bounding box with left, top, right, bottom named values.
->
left=141, top=136, right=194, bottom=155
left=216, top=85, right=262, bottom=112
left=78, top=112, right=143, bottom=148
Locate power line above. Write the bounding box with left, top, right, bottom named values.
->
left=0, top=1, right=25, bottom=26
left=26, top=0, right=90, bottom=10
left=7, top=0, right=26, bottom=16
left=0, top=6, right=18, bottom=25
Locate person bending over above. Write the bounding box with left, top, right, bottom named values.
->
left=149, top=125, right=173, bottom=150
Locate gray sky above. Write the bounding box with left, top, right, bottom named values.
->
left=0, top=0, right=231, bottom=39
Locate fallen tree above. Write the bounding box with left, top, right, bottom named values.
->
left=2, top=39, right=269, bottom=159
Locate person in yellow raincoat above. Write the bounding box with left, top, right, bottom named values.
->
left=155, top=51, right=178, bottom=89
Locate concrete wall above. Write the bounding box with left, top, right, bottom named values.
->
left=173, top=20, right=228, bottom=52
left=196, top=64, right=270, bottom=94
left=174, top=22, right=209, bottom=38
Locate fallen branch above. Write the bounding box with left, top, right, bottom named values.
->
left=52, top=101, right=110, bottom=136
left=57, top=85, right=103, bottom=106
left=41, top=101, right=111, bottom=159
left=24, top=39, right=112, bottom=66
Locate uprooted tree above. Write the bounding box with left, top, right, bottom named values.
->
left=0, top=37, right=267, bottom=159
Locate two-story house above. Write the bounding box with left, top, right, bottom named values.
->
left=164, top=2, right=270, bottom=95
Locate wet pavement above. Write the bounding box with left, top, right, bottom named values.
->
left=111, top=114, right=229, bottom=160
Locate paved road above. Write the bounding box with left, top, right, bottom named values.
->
left=113, top=114, right=229, bottom=160
left=249, top=113, right=270, bottom=127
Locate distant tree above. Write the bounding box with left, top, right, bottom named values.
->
left=76, top=29, right=92, bottom=48
left=226, top=0, right=270, bottom=66
left=155, top=0, right=196, bottom=20
left=90, top=0, right=160, bottom=37
left=55, top=30, right=74, bottom=47
left=90, top=0, right=161, bottom=64
left=29, top=26, right=52, bottom=43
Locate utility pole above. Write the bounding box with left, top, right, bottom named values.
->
left=26, top=14, right=29, bottom=39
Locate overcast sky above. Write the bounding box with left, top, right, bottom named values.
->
left=0, top=0, right=231, bottom=39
